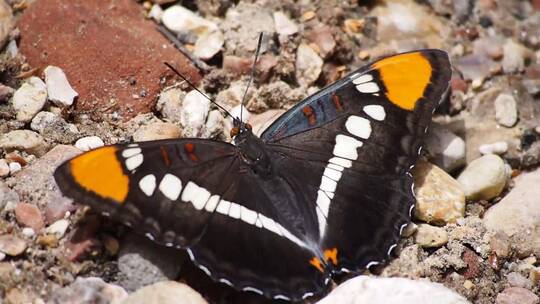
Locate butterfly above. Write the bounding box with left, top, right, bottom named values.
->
left=54, top=49, right=451, bottom=301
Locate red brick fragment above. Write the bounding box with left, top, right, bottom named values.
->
left=18, top=0, right=201, bottom=120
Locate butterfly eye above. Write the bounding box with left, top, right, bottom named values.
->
left=230, top=127, right=239, bottom=137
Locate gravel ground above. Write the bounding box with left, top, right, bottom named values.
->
left=0, top=0, right=540, bottom=303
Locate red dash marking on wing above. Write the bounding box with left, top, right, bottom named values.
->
left=309, top=257, right=324, bottom=273
left=184, top=143, right=198, bottom=162
left=332, top=94, right=343, bottom=112
left=302, top=105, right=317, bottom=126
left=160, top=146, right=171, bottom=167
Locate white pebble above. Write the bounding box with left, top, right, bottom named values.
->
left=46, top=219, right=70, bottom=238
left=193, top=30, right=224, bottom=60
left=75, top=136, right=105, bottom=152
left=296, top=44, right=323, bottom=86
left=479, top=141, right=508, bottom=155
left=162, top=5, right=217, bottom=34
left=180, top=90, right=210, bottom=137
left=494, top=94, right=518, bottom=128
left=44, top=66, right=78, bottom=107
left=12, top=76, right=47, bottom=122
left=0, top=159, right=9, bottom=177
left=229, top=104, right=250, bottom=123
left=273, top=11, right=299, bottom=36
left=22, top=227, right=35, bottom=237
left=0, top=252, right=5, bottom=261
left=148, top=4, right=163, bottom=22
left=9, top=162, right=22, bottom=174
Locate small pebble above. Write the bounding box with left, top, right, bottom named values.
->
left=8, top=162, right=22, bottom=174
left=162, top=5, right=217, bottom=35
left=44, top=66, right=78, bottom=106
left=122, top=281, right=207, bottom=304
left=301, top=11, right=316, bottom=21
left=296, top=43, right=323, bottom=86
left=0, top=159, right=9, bottom=177
left=506, top=272, right=532, bottom=289
left=479, top=141, right=508, bottom=155
left=12, top=76, right=47, bottom=122
left=273, top=11, right=298, bottom=36
left=21, top=227, right=35, bottom=238
left=0, top=84, right=14, bottom=102
left=306, top=25, right=336, bottom=59
left=463, top=280, right=475, bottom=290
left=75, top=136, right=105, bottom=151
left=193, top=30, right=224, bottom=60
left=180, top=90, right=210, bottom=137
left=0, top=234, right=27, bottom=256
left=133, top=121, right=182, bottom=142
left=490, top=231, right=511, bottom=258
left=148, top=4, right=163, bottom=22
left=457, top=154, right=507, bottom=201
left=0, top=130, right=47, bottom=156
left=530, top=267, right=540, bottom=286
left=412, top=161, right=466, bottom=225
left=414, top=224, right=448, bottom=248
left=344, top=18, right=365, bottom=33
left=15, top=203, right=45, bottom=231
left=496, top=287, right=539, bottom=304
left=494, top=94, right=518, bottom=128
left=502, top=40, right=527, bottom=73
left=45, top=219, right=69, bottom=238
left=37, top=234, right=59, bottom=248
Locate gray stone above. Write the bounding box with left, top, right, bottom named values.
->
left=502, top=40, right=527, bottom=73
left=12, top=76, right=47, bottom=122
left=0, top=130, right=47, bottom=156
left=156, top=87, right=185, bottom=124
left=0, top=234, right=26, bottom=256
left=506, top=272, right=532, bottom=289
left=425, top=124, right=466, bottom=172
left=122, top=281, right=207, bottom=304
left=116, top=233, right=184, bottom=292
left=50, top=277, right=128, bottom=304
left=484, top=168, right=540, bottom=256
left=494, top=94, right=518, bottom=128
left=317, top=276, right=470, bottom=304
left=296, top=44, right=323, bottom=86
left=0, top=181, right=19, bottom=212
left=44, top=66, right=78, bottom=107
left=30, top=111, right=79, bottom=144
left=457, top=154, right=507, bottom=201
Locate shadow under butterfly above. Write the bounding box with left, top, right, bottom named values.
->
left=54, top=39, right=451, bottom=301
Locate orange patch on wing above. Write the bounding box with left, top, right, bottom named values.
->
left=70, top=146, right=129, bottom=203
left=372, top=52, right=432, bottom=111
left=323, top=248, right=338, bottom=265
left=184, top=143, right=198, bottom=162
left=302, top=106, right=317, bottom=126
left=309, top=256, right=324, bottom=273
left=160, top=146, right=171, bottom=167
left=332, top=94, right=343, bottom=112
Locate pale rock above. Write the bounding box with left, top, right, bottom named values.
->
left=44, top=66, right=78, bottom=106
left=180, top=90, right=210, bottom=137
left=75, top=136, right=105, bottom=152
left=0, top=159, right=8, bottom=177
left=193, top=30, right=224, bottom=60
left=6, top=39, right=17, bottom=58
left=484, top=168, right=540, bottom=256
left=46, top=219, right=70, bottom=238
left=162, top=5, right=217, bottom=35
left=12, top=76, right=47, bottom=122
left=148, top=4, right=163, bottom=22
left=502, top=40, right=527, bottom=73
left=21, top=227, right=35, bottom=237
left=506, top=272, right=532, bottom=289
left=415, top=224, right=448, bottom=248
left=249, top=109, right=286, bottom=137
left=230, top=104, right=250, bottom=123
left=122, top=281, right=207, bottom=304
left=479, top=141, right=508, bottom=155
left=296, top=44, right=323, bottom=86
left=156, top=87, right=185, bottom=124
left=0, top=0, right=13, bottom=48
left=412, top=161, right=466, bottom=225
left=455, top=54, right=497, bottom=84
left=306, top=25, right=336, bottom=59
left=273, top=11, right=298, bottom=36
left=52, top=277, right=128, bottom=304
left=8, top=162, right=21, bottom=174
left=203, top=110, right=224, bottom=138
left=494, top=94, right=518, bottom=127
left=425, top=124, right=466, bottom=172
left=457, top=154, right=507, bottom=201
left=496, top=287, right=539, bottom=304
left=133, top=122, right=182, bottom=142
left=317, top=276, right=470, bottom=304
left=30, top=111, right=79, bottom=144
left=0, top=252, right=5, bottom=261
left=0, top=130, right=47, bottom=156
left=0, top=235, right=26, bottom=256
left=215, top=80, right=255, bottom=110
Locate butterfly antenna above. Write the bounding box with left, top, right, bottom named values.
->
left=240, top=32, right=264, bottom=124
left=164, top=62, right=235, bottom=120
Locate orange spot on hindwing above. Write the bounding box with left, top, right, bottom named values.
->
left=69, top=146, right=129, bottom=203
left=309, top=257, right=324, bottom=273
left=324, top=248, right=338, bottom=265
left=372, top=52, right=432, bottom=111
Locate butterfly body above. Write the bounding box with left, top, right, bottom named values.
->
left=54, top=50, right=452, bottom=301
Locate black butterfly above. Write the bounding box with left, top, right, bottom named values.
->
left=54, top=49, right=451, bottom=301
